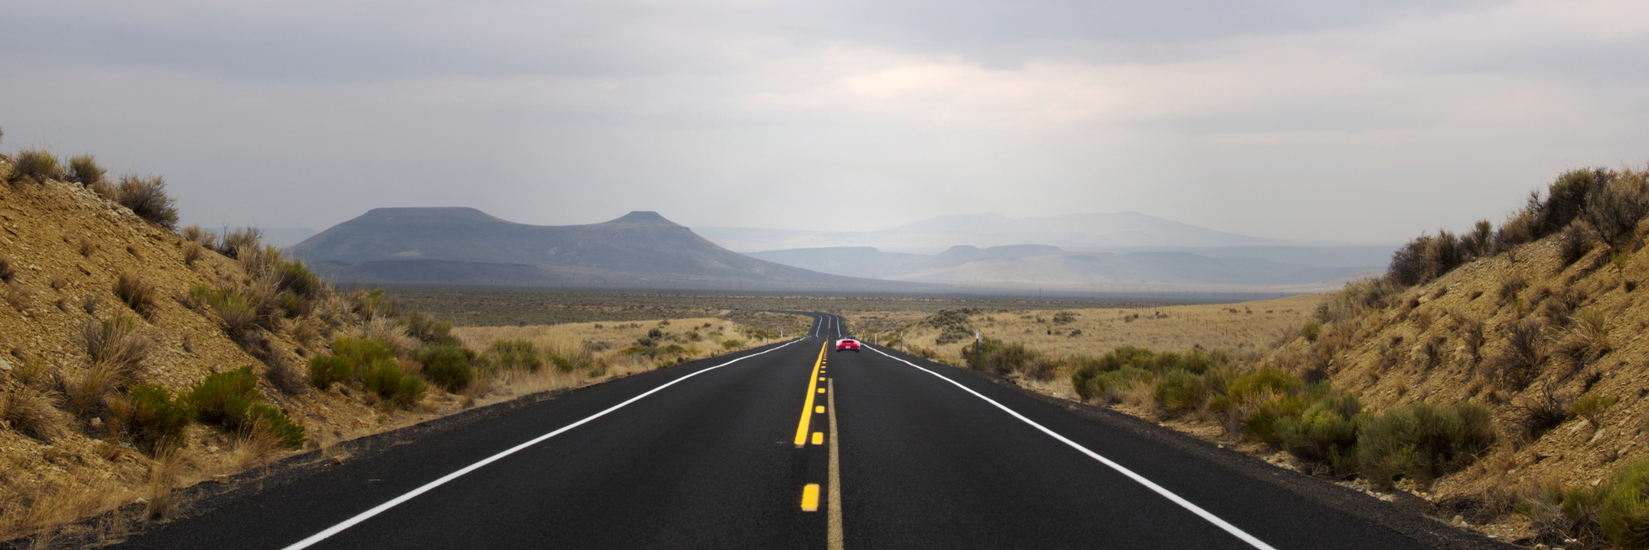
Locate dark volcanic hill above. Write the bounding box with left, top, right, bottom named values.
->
left=290, top=208, right=914, bottom=290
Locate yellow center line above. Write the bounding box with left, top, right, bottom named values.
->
left=792, top=341, right=827, bottom=447
left=827, top=377, right=843, bottom=549
left=801, top=483, right=820, bottom=512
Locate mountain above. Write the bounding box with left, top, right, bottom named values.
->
left=289, top=208, right=918, bottom=290
left=721, top=212, right=1393, bottom=290
left=696, top=212, right=1360, bottom=253
left=747, top=244, right=1390, bottom=290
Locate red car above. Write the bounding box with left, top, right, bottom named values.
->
left=835, top=338, right=860, bottom=352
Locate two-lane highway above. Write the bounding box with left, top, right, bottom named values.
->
left=114, top=313, right=1506, bottom=549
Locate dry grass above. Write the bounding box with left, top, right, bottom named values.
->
left=113, top=272, right=157, bottom=319
left=144, top=448, right=187, bottom=521
left=231, top=422, right=287, bottom=470
left=0, top=387, right=68, bottom=443
left=262, top=352, right=306, bottom=396
left=450, top=316, right=768, bottom=405
left=181, top=242, right=203, bottom=266
left=849, top=295, right=1318, bottom=370
left=4, top=469, right=129, bottom=541
left=344, top=316, right=418, bottom=356
left=79, top=316, right=150, bottom=375
left=317, top=432, right=352, bottom=466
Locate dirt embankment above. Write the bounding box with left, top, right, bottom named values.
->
left=0, top=152, right=816, bottom=546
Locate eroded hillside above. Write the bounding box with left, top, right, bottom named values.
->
left=0, top=146, right=801, bottom=546
left=847, top=166, right=1649, bottom=547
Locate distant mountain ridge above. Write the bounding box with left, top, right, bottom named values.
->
left=720, top=212, right=1392, bottom=290
left=697, top=211, right=1362, bottom=253
left=289, top=208, right=923, bottom=290
left=746, top=245, right=1388, bottom=289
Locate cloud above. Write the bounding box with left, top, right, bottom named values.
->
left=1, top=0, right=1645, bottom=243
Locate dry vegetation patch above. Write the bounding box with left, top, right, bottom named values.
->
left=865, top=164, right=1649, bottom=548
left=447, top=313, right=805, bottom=405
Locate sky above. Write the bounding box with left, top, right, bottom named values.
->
left=2, top=0, right=1647, bottom=244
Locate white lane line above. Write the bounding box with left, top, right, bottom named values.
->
left=282, top=338, right=808, bottom=550
left=863, top=345, right=1278, bottom=550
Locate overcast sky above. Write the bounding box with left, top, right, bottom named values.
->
left=3, top=0, right=1647, bottom=243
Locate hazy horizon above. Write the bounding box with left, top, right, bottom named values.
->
left=4, top=0, right=1646, bottom=243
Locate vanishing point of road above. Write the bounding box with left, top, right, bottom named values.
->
left=113, top=314, right=1509, bottom=549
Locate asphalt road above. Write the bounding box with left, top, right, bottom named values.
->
left=112, top=314, right=1509, bottom=549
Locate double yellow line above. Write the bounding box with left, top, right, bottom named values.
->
left=794, top=340, right=844, bottom=548
left=793, top=341, right=827, bottom=447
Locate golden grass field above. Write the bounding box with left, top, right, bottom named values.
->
left=449, top=312, right=809, bottom=405
left=849, top=294, right=1322, bottom=364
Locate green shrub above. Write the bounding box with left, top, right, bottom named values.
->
left=1583, top=174, right=1649, bottom=253
left=308, top=354, right=353, bottom=389
left=1601, top=458, right=1649, bottom=547
left=418, top=344, right=476, bottom=392
left=1099, top=346, right=1156, bottom=371
left=279, top=291, right=308, bottom=318
left=275, top=257, right=322, bottom=299
left=67, top=154, right=106, bottom=187
left=1540, top=169, right=1604, bottom=237
left=1575, top=393, right=1618, bottom=427
left=1153, top=369, right=1205, bottom=415
left=1275, top=393, right=1362, bottom=474
left=11, top=149, right=62, bottom=183
left=548, top=352, right=575, bottom=372
left=116, top=174, right=180, bottom=229
left=190, top=284, right=259, bottom=339
left=1178, top=348, right=1224, bottom=375
left=1357, top=402, right=1496, bottom=487
left=124, top=385, right=194, bottom=450
left=356, top=357, right=425, bottom=407
left=402, top=311, right=456, bottom=345
left=308, top=337, right=424, bottom=406
left=1301, top=321, right=1323, bottom=342
left=488, top=340, right=543, bottom=371
left=181, top=367, right=305, bottom=449
left=1244, top=394, right=1307, bottom=445
left=189, top=367, right=260, bottom=427
left=1225, top=368, right=1299, bottom=403
left=246, top=403, right=306, bottom=449
left=722, top=339, right=743, bottom=349
left=1069, top=356, right=1107, bottom=400
left=351, top=287, right=396, bottom=318
left=960, top=338, right=1040, bottom=374
left=216, top=227, right=263, bottom=259
left=1558, top=224, right=1592, bottom=266
left=1085, top=366, right=1151, bottom=402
